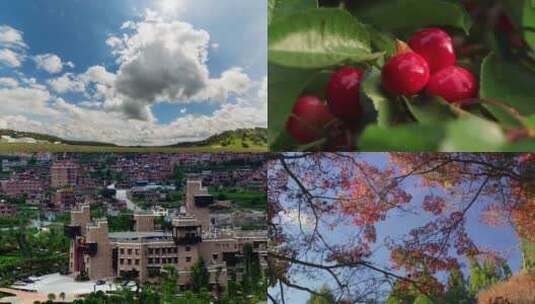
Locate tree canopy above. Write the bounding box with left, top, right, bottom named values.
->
left=268, top=152, right=535, bottom=302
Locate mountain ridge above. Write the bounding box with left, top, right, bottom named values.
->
left=0, top=128, right=267, bottom=149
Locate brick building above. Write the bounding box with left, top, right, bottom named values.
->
left=65, top=178, right=267, bottom=291
left=51, top=160, right=79, bottom=188
left=52, top=188, right=77, bottom=211
left=0, top=202, right=16, bottom=217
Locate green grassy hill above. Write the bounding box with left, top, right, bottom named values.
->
left=0, top=128, right=267, bottom=152
left=0, top=129, right=117, bottom=147
left=169, top=128, right=267, bottom=149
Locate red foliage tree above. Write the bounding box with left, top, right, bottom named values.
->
left=268, top=153, right=535, bottom=303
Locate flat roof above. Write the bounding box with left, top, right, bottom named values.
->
left=109, top=231, right=171, bottom=240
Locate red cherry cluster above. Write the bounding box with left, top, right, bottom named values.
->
left=382, top=28, right=477, bottom=103
left=285, top=28, right=477, bottom=148
left=286, top=66, right=363, bottom=148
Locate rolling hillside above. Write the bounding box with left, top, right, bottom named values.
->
left=0, top=128, right=267, bottom=152
left=169, top=128, right=267, bottom=149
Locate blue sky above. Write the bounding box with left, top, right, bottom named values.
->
left=0, top=0, right=266, bottom=145
left=271, top=153, right=522, bottom=303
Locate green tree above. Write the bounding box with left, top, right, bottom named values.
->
left=47, top=293, right=56, bottom=302
left=241, top=243, right=262, bottom=294
left=385, top=280, right=416, bottom=304
left=161, top=264, right=178, bottom=303
left=190, top=257, right=209, bottom=292
left=413, top=295, right=433, bottom=304
left=443, top=266, right=473, bottom=304
left=468, top=255, right=511, bottom=295
left=521, top=238, right=535, bottom=273
left=306, top=284, right=336, bottom=304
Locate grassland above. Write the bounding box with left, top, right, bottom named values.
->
left=0, top=127, right=267, bottom=152
left=208, top=187, right=266, bottom=211
left=0, top=143, right=266, bottom=153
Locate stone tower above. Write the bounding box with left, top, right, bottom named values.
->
left=185, top=179, right=213, bottom=231
left=85, top=220, right=113, bottom=280
left=67, top=205, right=90, bottom=273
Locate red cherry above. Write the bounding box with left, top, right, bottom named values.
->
left=382, top=52, right=430, bottom=96
left=497, top=13, right=515, bottom=34
left=326, top=66, right=364, bottom=121
left=408, top=28, right=456, bottom=72
left=286, top=95, right=335, bottom=144
left=425, top=66, right=477, bottom=103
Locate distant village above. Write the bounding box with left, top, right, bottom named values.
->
left=0, top=153, right=267, bottom=220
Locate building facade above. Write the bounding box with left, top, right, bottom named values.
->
left=0, top=202, right=16, bottom=217
left=51, top=160, right=79, bottom=188
left=65, top=178, right=267, bottom=291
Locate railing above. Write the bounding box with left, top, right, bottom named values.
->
left=174, top=235, right=202, bottom=245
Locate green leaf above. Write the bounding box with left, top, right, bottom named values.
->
left=268, top=0, right=277, bottom=26
left=440, top=117, right=506, bottom=152
left=480, top=53, right=535, bottom=126
left=269, top=0, right=318, bottom=25
left=361, top=68, right=405, bottom=127
left=525, top=115, right=535, bottom=127
left=359, top=124, right=444, bottom=151
left=405, top=96, right=472, bottom=124
left=352, top=0, right=472, bottom=34
left=268, top=8, right=381, bottom=68
left=523, top=0, right=535, bottom=51
left=501, top=139, right=535, bottom=152
left=365, top=25, right=396, bottom=57
left=301, top=70, right=333, bottom=99
left=268, top=64, right=321, bottom=147
left=270, top=130, right=299, bottom=151
left=359, top=117, right=507, bottom=152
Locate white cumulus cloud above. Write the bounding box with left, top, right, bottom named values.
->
left=0, top=77, right=19, bottom=88
left=0, top=48, right=24, bottom=67
left=34, top=53, right=74, bottom=74
left=0, top=25, right=27, bottom=49
left=106, top=11, right=253, bottom=121
left=47, top=73, right=86, bottom=93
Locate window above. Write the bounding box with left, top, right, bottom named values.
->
left=213, top=254, right=218, bottom=261
left=148, top=248, right=153, bottom=254
left=148, top=258, right=153, bottom=264
left=135, top=249, right=139, bottom=255
left=186, top=257, right=191, bottom=262
left=173, top=257, right=178, bottom=263
left=120, top=259, right=124, bottom=265
left=155, top=248, right=160, bottom=255
left=135, top=259, right=140, bottom=266
left=120, top=248, right=124, bottom=254
left=185, top=246, right=191, bottom=252
left=127, top=249, right=132, bottom=255
left=155, top=258, right=160, bottom=264
left=127, top=259, right=132, bottom=265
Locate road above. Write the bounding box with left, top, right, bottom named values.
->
left=115, top=189, right=142, bottom=212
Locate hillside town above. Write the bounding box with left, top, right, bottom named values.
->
left=0, top=153, right=268, bottom=303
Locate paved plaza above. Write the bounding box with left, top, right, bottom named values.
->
left=0, top=273, right=123, bottom=304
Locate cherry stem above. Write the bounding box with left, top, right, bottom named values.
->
left=476, top=98, right=527, bottom=123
